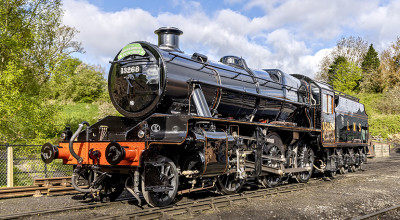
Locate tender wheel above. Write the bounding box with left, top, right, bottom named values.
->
left=216, top=173, right=244, bottom=195
left=356, top=148, right=366, bottom=170
left=295, top=142, right=315, bottom=183
left=326, top=170, right=337, bottom=178
left=349, top=165, right=356, bottom=173
left=141, top=156, right=179, bottom=207
left=261, top=132, right=284, bottom=188
left=356, top=163, right=364, bottom=171
left=339, top=166, right=348, bottom=174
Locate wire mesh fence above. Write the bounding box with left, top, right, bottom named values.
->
left=0, top=144, right=72, bottom=187
left=0, top=145, right=6, bottom=187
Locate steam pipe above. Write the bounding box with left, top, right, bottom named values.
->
left=71, top=168, right=92, bottom=193
left=192, top=86, right=212, bottom=117
left=69, top=121, right=90, bottom=164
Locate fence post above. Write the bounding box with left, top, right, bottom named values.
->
left=7, top=143, right=14, bottom=187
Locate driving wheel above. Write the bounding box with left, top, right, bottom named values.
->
left=216, top=172, right=245, bottom=195
left=141, top=155, right=179, bottom=207
left=261, top=132, right=284, bottom=188
left=295, top=142, right=315, bottom=183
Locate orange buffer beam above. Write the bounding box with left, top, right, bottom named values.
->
left=57, top=142, right=145, bottom=166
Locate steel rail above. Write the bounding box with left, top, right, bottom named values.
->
left=352, top=204, right=400, bottom=220
left=0, top=203, right=109, bottom=220
left=0, top=176, right=343, bottom=219
left=93, top=183, right=308, bottom=220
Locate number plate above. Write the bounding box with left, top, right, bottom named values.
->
left=121, top=66, right=142, bottom=74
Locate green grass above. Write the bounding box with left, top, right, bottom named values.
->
left=369, top=114, right=400, bottom=138
left=60, top=103, right=100, bottom=131
left=356, top=93, right=384, bottom=115
left=356, top=93, right=400, bottom=139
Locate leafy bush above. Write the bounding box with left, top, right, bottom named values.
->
left=356, top=93, right=400, bottom=139
left=375, top=89, right=400, bottom=115
left=369, top=115, right=400, bottom=138
left=67, top=64, right=106, bottom=103
left=60, top=103, right=100, bottom=132
left=44, top=58, right=107, bottom=103
left=356, top=93, right=385, bottom=115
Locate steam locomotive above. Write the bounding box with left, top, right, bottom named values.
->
left=41, top=27, right=368, bottom=207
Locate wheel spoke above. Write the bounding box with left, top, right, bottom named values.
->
left=160, top=165, right=165, bottom=175
left=295, top=143, right=314, bottom=183
left=262, top=140, right=283, bottom=188
left=165, top=165, right=170, bottom=176
left=216, top=172, right=244, bottom=194
left=142, top=156, right=179, bottom=207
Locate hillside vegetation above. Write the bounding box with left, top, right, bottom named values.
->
left=357, top=93, right=400, bottom=139
left=0, top=0, right=119, bottom=144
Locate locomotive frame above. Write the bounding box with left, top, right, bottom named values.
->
left=41, top=27, right=368, bottom=207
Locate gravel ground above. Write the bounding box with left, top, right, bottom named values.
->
left=1, top=148, right=399, bottom=220
left=194, top=148, right=400, bottom=220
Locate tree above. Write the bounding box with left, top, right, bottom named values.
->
left=43, top=57, right=106, bottom=103
left=380, top=37, right=400, bottom=90
left=327, top=56, right=347, bottom=85
left=361, top=44, right=380, bottom=71
left=44, top=57, right=82, bottom=100
left=360, top=44, right=382, bottom=93
left=0, top=0, right=82, bottom=72
left=0, top=0, right=82, bottom=143
left=327, top=57, right=362, bottom=93
left=71, top=64, right=106, bottom=103
left=316, top=36, right=368, bottom=82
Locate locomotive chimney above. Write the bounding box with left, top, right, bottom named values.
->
left=154, top=27, right=183, bottom=52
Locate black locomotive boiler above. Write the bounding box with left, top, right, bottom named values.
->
left=41, top=27, right=369, bottom=207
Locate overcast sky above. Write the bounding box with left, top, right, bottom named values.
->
left=62, top=0, right=400, bottom=78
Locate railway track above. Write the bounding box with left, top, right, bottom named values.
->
left=0, top=157, right=389, bottom=219
left=0, top=181, right=313, bottom=220
left=0, top=176, right=76, bottom=199
left=352, top=204, right=400, bottom=220
left=0, top=175, right=340, bottom=220
left=93, top=183, right=313, bottom=220
left=0, top=202, right=109, bottom=220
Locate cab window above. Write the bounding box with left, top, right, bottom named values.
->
left=323, top=94, right=334, bottom=113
